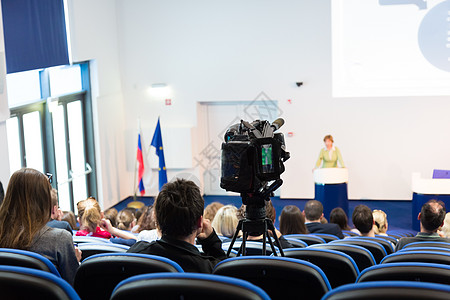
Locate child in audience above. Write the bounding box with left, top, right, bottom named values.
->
left=204, top=202, right=224, bottom=222
left=62, top=210, right=78, bottom=230
left=103, top=207, right=118, bottom=228
left=211, top=205, right=239, bottom=238
left=372, top=209, right=389, bottom=236
left=136, top=206, right=161, bottom=243
left=116, top=209, right=136, bottom=231
left=76, top=197, right=111, bottom=239
left=329, top=207, right=351, bottom=231
left=0, top=168, right=81, bottom=284
left=279, top=205, right=308, bottom=235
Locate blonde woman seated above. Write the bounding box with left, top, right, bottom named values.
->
left=211, top=205, right=239, bottom=238
left=373, top=209, right=388, bottom=236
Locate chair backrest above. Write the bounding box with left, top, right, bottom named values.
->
left=310, top=243, right=376, bottom=272
left=213, top=256, right=331, bottom=300
left=78, top=243, right=129, bottom=261
left=402, top=241, right=450, bottom=250
left=357, top=262, right=450, bottom=285
left=0, top=248, right=60, bottom=277
left=0, top=265, right=80, bottom=300
left=398, top=247, right=450, bottom=253
left=381, top=251, right=450, bottom=265
left=309, top=233, right=339, bottom=242
left=322, top=281, right=450, bottom=300
left=329, top=239, right=386, bottom=263
left=282, top=248, right=359, bottom=288
left=74, top=253, right=183, bottom=300
left=346, top=236, right=394, bottom=254
left=284, top=238, right=307, bottom=248
left=283, top=234, right=326, bottom=245
left=222, top=241, right=280, bottom=256
left=374, top=234, right=398, bottom=245
left=73, top=236, right=111, bottom=244
left=110, top=272, right=270, bottom=300
left=342, top=230, right=359, bottom=237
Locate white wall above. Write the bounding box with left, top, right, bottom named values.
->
left=67, top=0, right=130, bottom=209
left=114, top=0, right=450, bottom=200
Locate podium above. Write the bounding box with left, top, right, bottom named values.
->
left=411, top=172, right=450, bottom=231
left=314, top=168, right=349, bottom=220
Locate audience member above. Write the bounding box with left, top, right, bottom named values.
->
left=127, top=179, right=226, bottom=273
left=352, top=205, right=375, bottom=237
left=329, top=207, right=351, bottom=231
left=304, top=200, right=344, bottom=239
left=237, top=201, right=294, bottom=249
left=76, top=197, right=111, bottom=239
left=320, top=216, right=328, bottom=224
left=116, top=209, right=136, bottom=231
left=211, top=205, right=239, bottom=238
left=204, top=201, right=224, bottom=222
left=396, top=199, right=450, bottom=250
left=136, top=206, right=161, bottom=243
left=104, top=207, right=118, bottom=228
left=279, top=205, right=308, bottom=235
left=438, top=212, right=450, bottom=238
left=373, top=209, right=388, bottom=236
left=46, top=189, right=73, bottom=234
left=0, top=168, right=81, bottom=284
left=62, top=211, right=78, bottom=230
left=0, top=181, right=4, bottom=205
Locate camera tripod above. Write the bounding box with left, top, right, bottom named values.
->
left=226, top=179, right=285, bottom=257
left=226, top=216, right=285, bottom=257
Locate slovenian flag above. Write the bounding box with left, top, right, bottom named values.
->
left=151, top=117, right=168, bottom=191
left=136, top=132, right=145, bottom=196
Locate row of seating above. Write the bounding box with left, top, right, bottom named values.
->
left=0, top=251, right=448, bottom=300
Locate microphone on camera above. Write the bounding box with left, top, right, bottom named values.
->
left=271, top=118, right=285, bottom=131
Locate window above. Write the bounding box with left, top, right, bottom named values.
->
left=5, top=63, right=97, bottom=213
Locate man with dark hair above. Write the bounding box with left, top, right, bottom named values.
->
left=352, top=205, right=375, bottom=237
left=127, top=179, right=226, bottom=273
left=46, top=188, right=73, bottom=234
left=304, top=200, right=344, bottom=239
left=395, top=199, right=450, bottom=251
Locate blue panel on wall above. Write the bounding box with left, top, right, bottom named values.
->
left=1, top=0, right=69, bottom=74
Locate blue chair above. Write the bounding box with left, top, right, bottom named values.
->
left=213, top=256, right=331, bottom=300
left=310, top=243, right=376, bottom=271
left=322, top=281, right=450, bottom=300
left=0, top=265, right=80, bottom=299
left=345, top=236, right=395, bottom=254
left=309, top=233, right=339, bottom=242
left=342, top=230, right=359, bottom=237
left=402, top=241, right=450, bottom=250
left=222, top=241, right=280, bottom=256
left=0, top=248, right=60, bottom=277
left=381, top=251, right=450, bottom=265
left=282, top=248, right=359, bottom=288
left=398, top=247, right=450, bottom=253
left=284, top=237, right=308, bottom=248
left=283, top=234, right=326, bottom=245
left=74, top=253, right=183, bottom=300
left=110, top=273, right=270, bottom=300
left=78, top=243, right=129, bottom=261
left=375, top=234, right=398, bottom=245
left=329, top=239, right=387, bottom=263
left=73, top=236, right=111, bottom=244
left=357, top=262, right=450, bottom=285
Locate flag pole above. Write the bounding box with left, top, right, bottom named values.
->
left=133, top=118, right=141, bottom=201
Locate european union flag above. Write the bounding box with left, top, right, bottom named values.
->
left=151, top=117, right=168, bottom=191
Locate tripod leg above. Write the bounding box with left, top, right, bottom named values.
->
left=266, top=219, right=284, bottom=257
left=227, top=219, right=243, bottom=257
left=262, top=226, right=267, bottom=255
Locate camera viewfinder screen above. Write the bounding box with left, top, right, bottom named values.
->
left=261, top=144, right=274, bottom=173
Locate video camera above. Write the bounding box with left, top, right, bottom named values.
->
left=220, top=118, right=290, bottom=204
